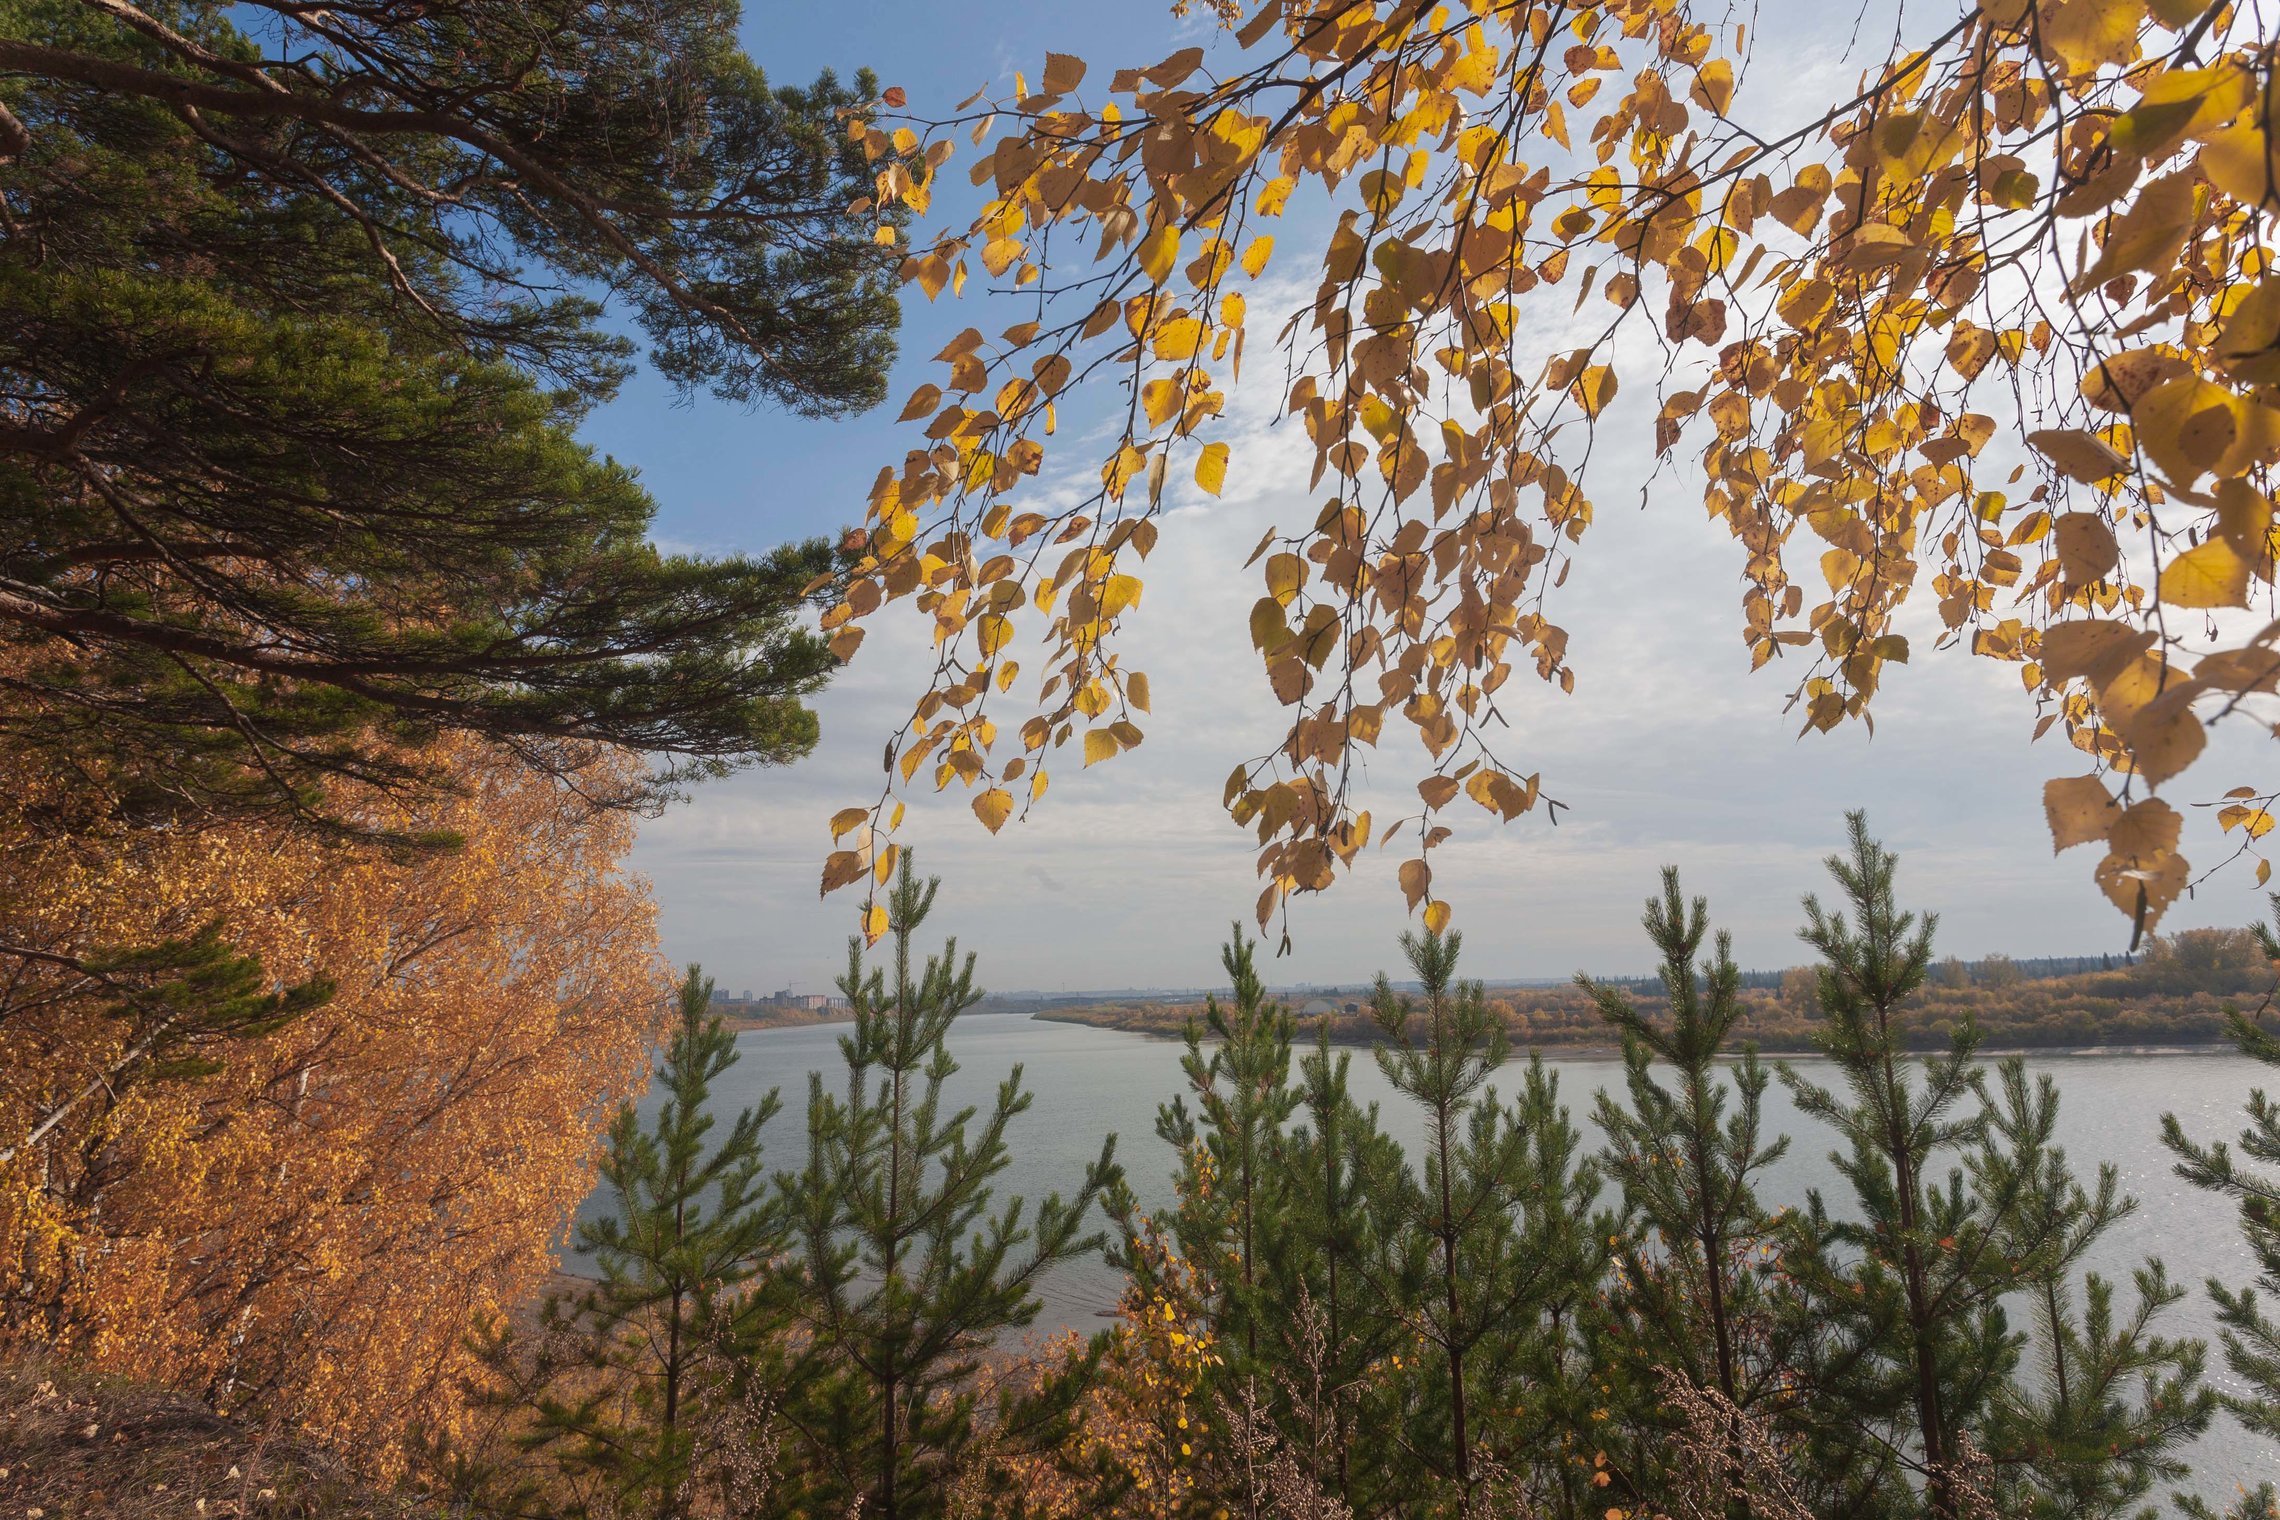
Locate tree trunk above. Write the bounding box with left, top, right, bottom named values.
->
left=660, top=1188, right=686, bottom=1520
left=1436, top=1098, right=1469, bottom=1494
left=1883, top=1046, right=1951, bottom=1519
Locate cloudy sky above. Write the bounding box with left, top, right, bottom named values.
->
left=579, top=0, right=2271, bottom=995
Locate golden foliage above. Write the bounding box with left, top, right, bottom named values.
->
left=1067, top=1231, right=1224, bottom=1519
left=0, top=738, right=662, bottom=1458
left=826, top=0, right=2280, bottom=941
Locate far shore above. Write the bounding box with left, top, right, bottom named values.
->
left=692, top=1006, right=2258, bottom=1064
left=1026, top=1006, right=2250, bottom=1061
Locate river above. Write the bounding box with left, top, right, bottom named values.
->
left=572, top=1011, right=2280, bottom=1502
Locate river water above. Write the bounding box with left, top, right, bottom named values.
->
left=573, top=1011, right=2280, bottom=1503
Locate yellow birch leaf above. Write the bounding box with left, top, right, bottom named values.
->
left=2159, top=537, right=2249, bottom=608
left=2216, top=478, right=2275, bottom=554
left=1152, top=318, right=1203, bottom=359
left=1142, top=378, right=1182, bottom=426
left=1777, top=279, right=1834, bottom=330
left=2043, top=0, right=2149, bottom=71
left=1249, top=597, right=1286, bottom=652
left=1241, top=235, right=1274, bottom=275
left=2135, top=377, right=2242, bottom=484
left=969, top=242, right=1015, bottom=283
left=2081, top=348, right=2187, bottom=413
left=1127, top=672, right=1152, bottom=712
left=2110, top=796, right=2183, bottom=859
left=2069, top=172, right=2194, bottom=293
left=2203, top=125, right=2280, bottom=208
left=973, top=788, right=1013, bottom=833
left=1265, top=552, right=1305, bottom=605
left=830, top=807, right=870, bottom=840
left=2217, top=280, right=2280, bottom=383
left=1196, top=441, right=1230, bottom=495
left=862, top=901, right=890, bottom=944
left=2112, top=683, right=2208, bottom=785
left=1138, top=223, right=1180, bottom=285
left=1570, top=365, right=1617, bottom=418
left=1418, top=774, right=1460, bottom=809
left=1084, top=728, right=1121, bottom=766
left=1423, top=899, right=1451, bottom=934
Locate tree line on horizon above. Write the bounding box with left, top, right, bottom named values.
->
left=1041, top=924, right=2277, bottom=1055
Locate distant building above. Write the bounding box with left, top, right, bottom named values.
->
left=1299, top=997, right=1339, bottom=1018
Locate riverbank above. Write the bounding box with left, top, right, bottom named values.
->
left=1031, top=953, right=2269, bottom=1054
left=720, top=1005, right=848, bottom=1032
left=1030, top=1004, right=2248, bottom=1060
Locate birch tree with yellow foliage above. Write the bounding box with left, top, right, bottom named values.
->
left=821, top=0, right=2280, bottom=948
left=0, top=739, right=661, bottom=1458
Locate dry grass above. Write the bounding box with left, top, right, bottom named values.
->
left=0, top=1356, right=440, bottom=1520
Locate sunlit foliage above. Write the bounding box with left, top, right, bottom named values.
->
left=824, top=0, right=2280, bottom=945
left=0, top=739, right=661, bottom=1457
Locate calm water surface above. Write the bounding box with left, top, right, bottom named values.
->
left=574, top=1012, right=2280, bottom=1501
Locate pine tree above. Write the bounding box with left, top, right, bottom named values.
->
left=1369, top=929, right=1601, bottom=1513
left=1262, top=1024, right=1413, bottom=1516
left=1777, top=812, right=1995, bottom=1516
left=783, top=853, right=1120, bottom=1520
left=1978, top=1063, right=2210, bottom=1517
left=1579, top=869, right=1792, bottom=1508
left=467, top=966, right=783, bottom=1520
left=1370, top=930, right=1500, bottom=1504
left=2164, top=893, right=2280, bottom=1519
left=1, top=1, right=898, bottom=827
left=1149, top=926, right=1300, bottom=1373
left=1780, top=813, right=2204, bottom=1519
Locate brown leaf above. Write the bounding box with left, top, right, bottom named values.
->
left=2039, top=620, right=2156, bottom=687
left=2053, top=512, right=2120, bottom=585
left=822, top=849, right=866, bottom=895
left=2044, top=775, right=2121, bottom=853
left=1398, top=858, right=1431, bottom=910
left=2027, top=428, right=2129, bottom=484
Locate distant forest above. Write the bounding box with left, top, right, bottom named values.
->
left=1036, top=926, right=2277, bottom=1052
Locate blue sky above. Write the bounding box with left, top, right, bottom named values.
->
left=588, top=1, right=2273, bottom=995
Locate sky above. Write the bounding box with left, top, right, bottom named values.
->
left=581, top=0, right=2275, bottom=995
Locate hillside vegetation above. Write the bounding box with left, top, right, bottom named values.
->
left=1037, top=927, right=2273, bottom=1053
